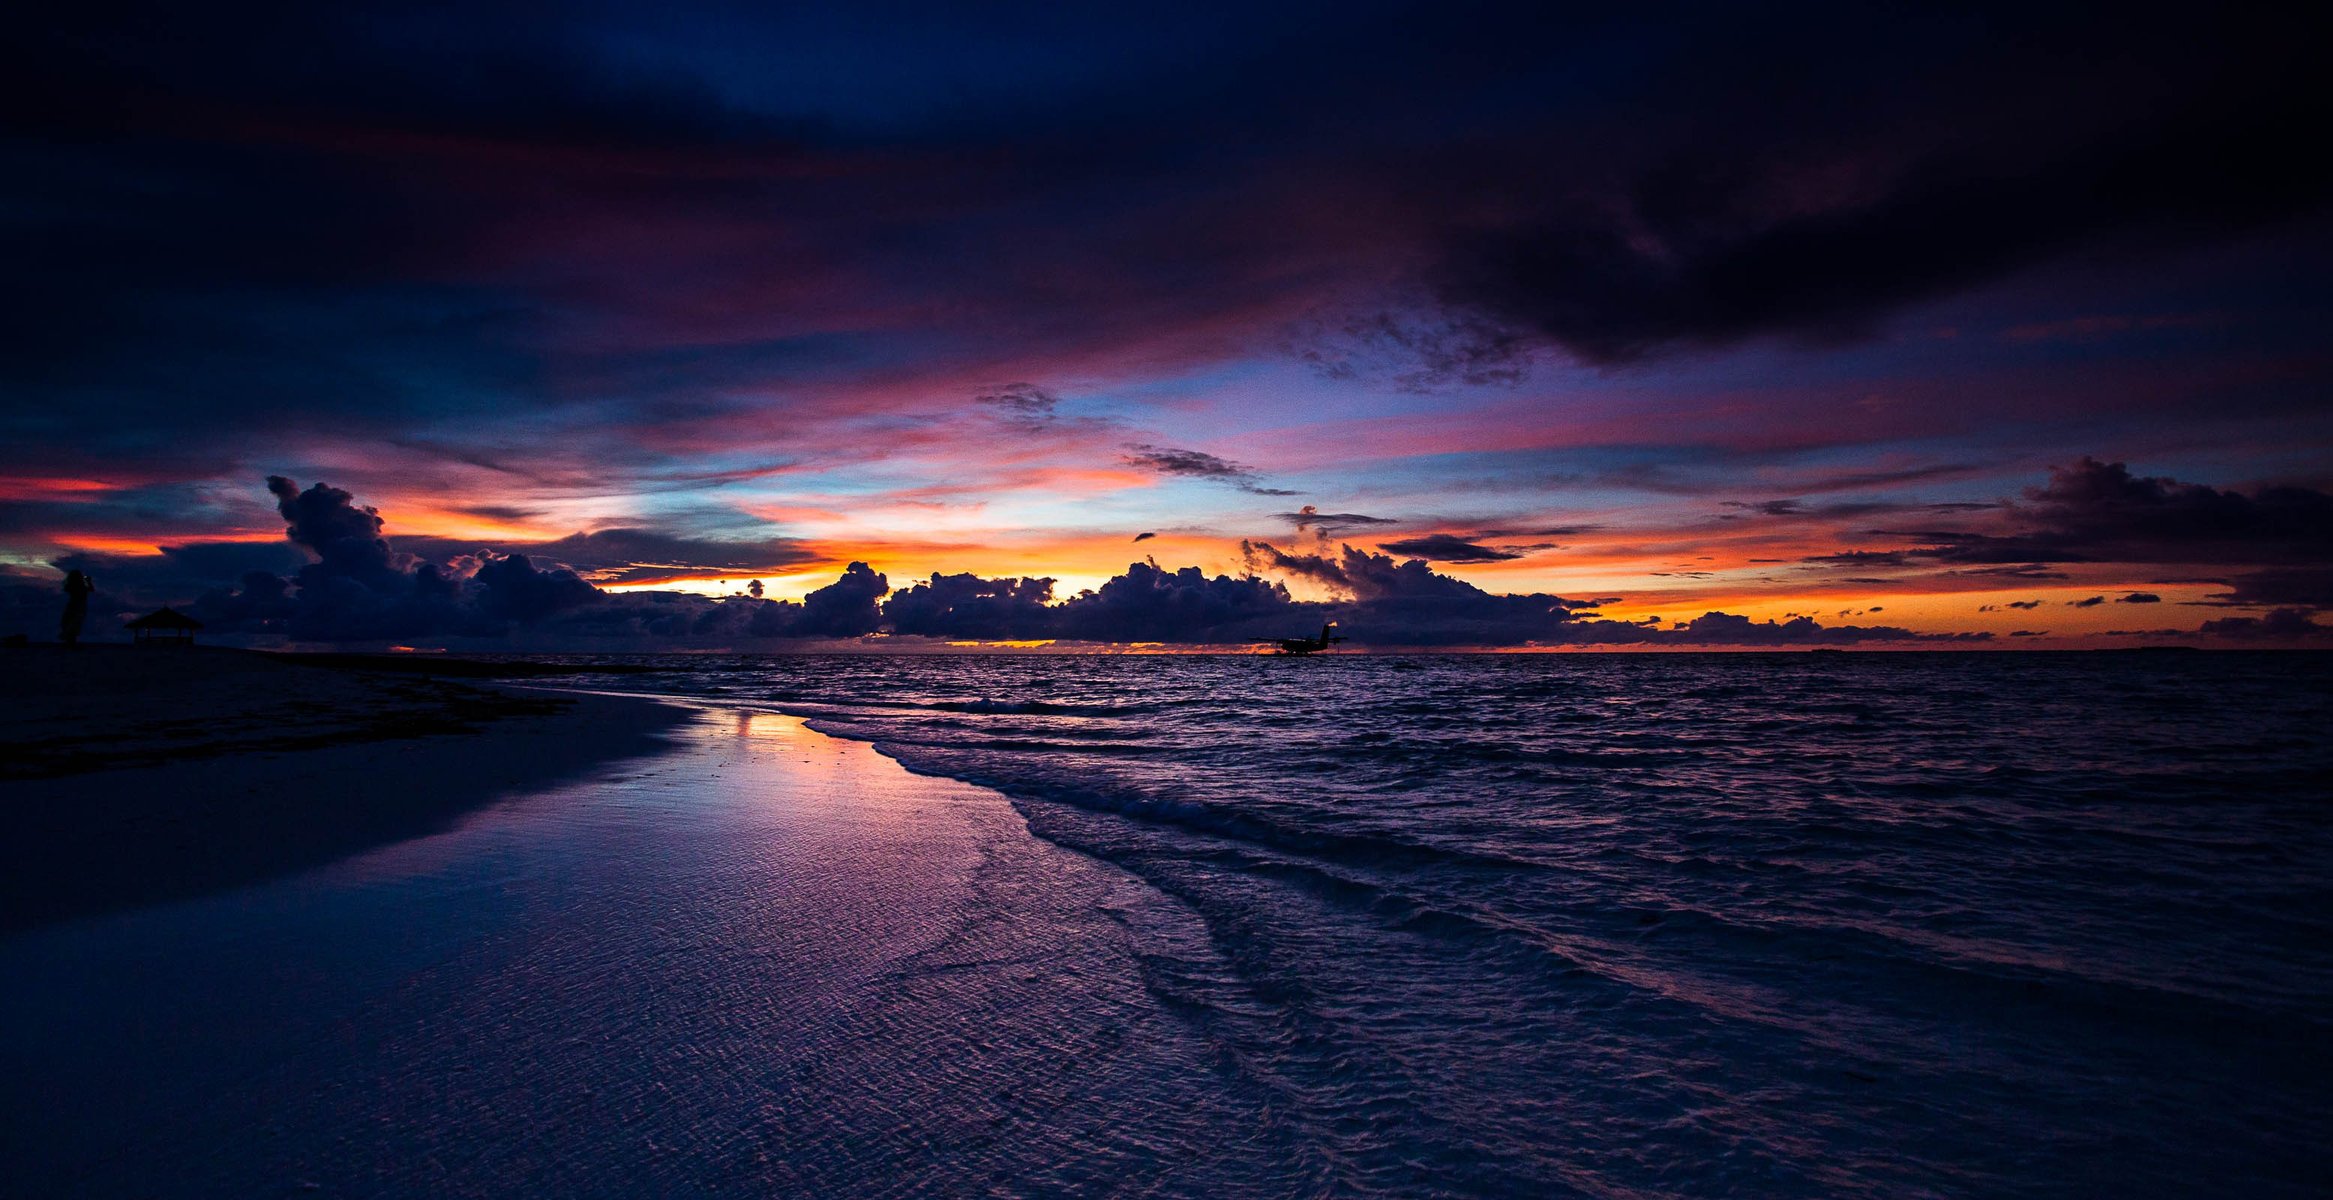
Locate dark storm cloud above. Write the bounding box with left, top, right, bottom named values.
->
left=2068, top=596, right=2107, bottom=608
left=2118, top=592, right=2161, bottom=604
left=1122, top=446, right=1296, bottom=496
left=1132, top=532, right=1156, bottom=543
left=1438, top=11, right=2333, bottom=361
left=4, top=0, right=2321, bottom=483
left=1374, top=534, right=1525, bottom=563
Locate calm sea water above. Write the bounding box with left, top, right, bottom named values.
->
left=5, top=652, right=2328, bottom=1197
left=629, top=651, right=2333, bottom=1197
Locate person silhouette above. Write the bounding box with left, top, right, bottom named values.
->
left=60, top=569, right=93, bottom=647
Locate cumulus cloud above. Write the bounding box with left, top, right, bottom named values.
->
left=1053, top=561, right=1296, bottom=642
left=41, top=476, right=2000, bottom=649
left=174, top=478, right=876, bottom=643
left=796, top=563, right=889, bottom=638
left=884, top=572, right=1055, bottom=641
left=269, top=476, right=406, bottom=590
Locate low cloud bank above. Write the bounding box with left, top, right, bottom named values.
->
left=25, top=469, right=2331, bottom=647
left=0, top=473, right=2015, bottom=644
left=12, top=477, right=2014, bottom=649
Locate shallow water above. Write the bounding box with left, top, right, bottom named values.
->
left=624, top=652, right=2333, bottom=1197
left=5, top=653, right=2330, bottom=1197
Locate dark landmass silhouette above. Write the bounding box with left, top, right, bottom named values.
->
left=0, top=645, right=686, bottom=932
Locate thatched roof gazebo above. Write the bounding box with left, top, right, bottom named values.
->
left=125, top=606, right=203, bottom=646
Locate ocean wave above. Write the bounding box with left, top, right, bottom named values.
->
left=600, top=651, right=2333, bottom=1197
left=820, top=729, right=1554, bottom=877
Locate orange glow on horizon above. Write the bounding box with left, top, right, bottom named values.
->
left=0, top=477, right=123, bottom=501
left=48, top=530, right=287, bottom=556
left=375, top=505, right=568, bottom=546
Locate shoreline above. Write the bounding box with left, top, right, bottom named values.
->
left=0, top=645, right=690, bottom=932
left=0, top=695, right=1296, bottom=1197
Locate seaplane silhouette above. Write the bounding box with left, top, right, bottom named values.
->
left=1262, top=621, right=1346, bottom=656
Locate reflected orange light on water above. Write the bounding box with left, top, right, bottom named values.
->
left=724, top=708, right=882, bottom=806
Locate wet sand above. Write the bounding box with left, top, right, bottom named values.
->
left=0, top=645, right=690, bottom=930
left=0, top=704, right=1292, bottom=1197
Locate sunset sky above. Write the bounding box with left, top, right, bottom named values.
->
left=4, top=2, right=2328, bottom=647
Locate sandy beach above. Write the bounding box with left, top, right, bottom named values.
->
left=0, top=646, right=691, bottom=931
left=0, top=656, right=1292, bottom=1196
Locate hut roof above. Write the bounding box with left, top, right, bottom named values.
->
left=125, top=606, right=203, bottom=631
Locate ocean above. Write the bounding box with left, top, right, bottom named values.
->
left=4, top=651, right=2327, bottom=1197
left=629, top=650, right=2333, bottom=1196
